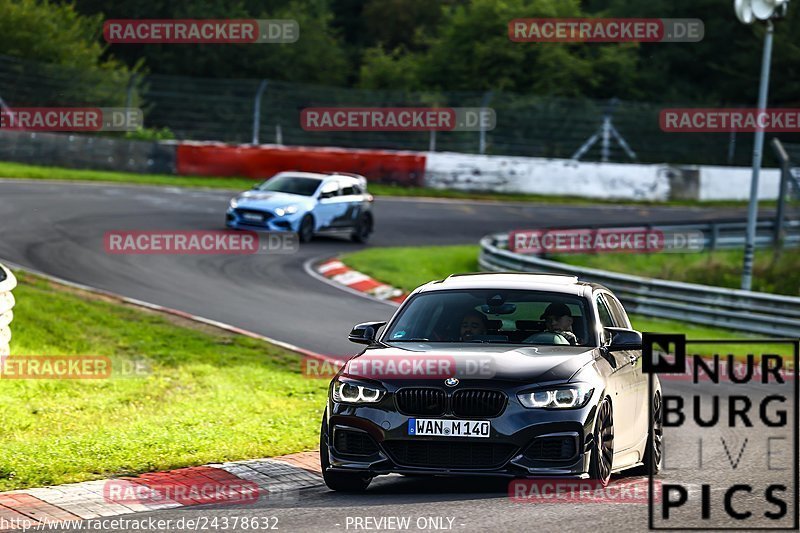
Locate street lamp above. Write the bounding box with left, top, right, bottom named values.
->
left=734, top=0, right=790, bottom=290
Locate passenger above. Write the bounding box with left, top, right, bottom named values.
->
left=459, top=310, right=488, bottom=341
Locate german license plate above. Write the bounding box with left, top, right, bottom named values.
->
left=242, top=213, right=263, bottom=222
left=408, top=418, right=490, bottom=438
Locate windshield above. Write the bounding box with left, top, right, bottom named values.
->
left=383, top=289, right=594, bottom=347
left=256, top=176, right=322, bottom=196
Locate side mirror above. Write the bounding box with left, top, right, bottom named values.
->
left=604, top=327, right=642, bottom=351
left=348, top=321, right=387, bottom=345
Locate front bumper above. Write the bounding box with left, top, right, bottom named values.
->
left=323, top=390, right=598, bottom=478
left=225, top=207, right=302, bottom=232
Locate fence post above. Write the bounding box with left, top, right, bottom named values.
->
left=125, top=74, right=137, bottom=112
left=727, top=131, right=736, bottom=165
left=479, top=91, right=493, bottom=154
left=252, top=80, right=269, bottom=145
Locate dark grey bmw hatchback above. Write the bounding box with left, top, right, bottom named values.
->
left=320, top=273, right=663, bottom=492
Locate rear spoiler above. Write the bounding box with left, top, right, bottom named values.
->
left=325, top=171, right=368, bottom=188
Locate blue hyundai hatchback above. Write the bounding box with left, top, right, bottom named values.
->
left=226, top=172, right=375, bottom=243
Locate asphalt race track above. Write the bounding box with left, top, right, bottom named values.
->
left=1, top=179, right=794, bottom=532
left=69, top=380, right=800, bottom=533
left=0, top=179, right=763, bottom=357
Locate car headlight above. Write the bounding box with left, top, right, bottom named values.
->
left=274, top=205, right=298, bottom=217
left=229, top=198, right=238, bottom=209
left=332, top=380, right=385, bottom=404
left=518, top=384, right=594, bottom=409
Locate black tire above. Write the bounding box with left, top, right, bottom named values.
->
left=634, top=392, right=664, bottom=476
left=350, top=213, right=372, bottom=243
left=589, top=397, right=614, bottom=486
left=319, top=414, right=372, bottom=492
left=299, top=215, right=314, bottom=243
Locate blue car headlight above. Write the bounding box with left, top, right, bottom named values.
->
left=274, top=205, right=299, bottom=217
left=518, top=383, right=594, bottom=409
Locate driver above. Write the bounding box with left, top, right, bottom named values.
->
left=524, top=302, right=579, bottom=345
left=459, top=310, right=488, bottom=340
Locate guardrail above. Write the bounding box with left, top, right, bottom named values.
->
left=479, top=231, right=800, bottom=338
left=0, top=263, right=16, bottom=356
left=505, top=218, right=800, bottom=251
left=648, top=219, right=799, bottom=250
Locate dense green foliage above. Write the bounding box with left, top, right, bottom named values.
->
left=69, top=0, right=800, bottom=104
left=6, top=0, right=800, bottom=102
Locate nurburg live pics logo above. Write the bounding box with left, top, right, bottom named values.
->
left=643, top=333, right=799, bottom=530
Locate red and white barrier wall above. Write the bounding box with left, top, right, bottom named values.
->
left=173, top=142, right=782, bottom=201
left=1, top=130, right=778, bottom=201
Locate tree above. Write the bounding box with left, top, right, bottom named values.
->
left=69, top=0, right=350, bottom=84
left=0, top=0, right=135, bottom=106
left=369, top=0, right=641, bottom=96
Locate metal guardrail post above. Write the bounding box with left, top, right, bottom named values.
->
left=772, top=138, right=790, bottom=246
left=710, top=223, right=719, bottom=251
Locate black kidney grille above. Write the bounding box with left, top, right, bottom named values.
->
left=452, top=390, right=507, bottom=417
left=395, top=388, right=446, bottom=416
left=525, top=436, right=578, bottom=461
left=383, top=441, right=517, bottom=469
left=333, top=428, right=380, bottom=457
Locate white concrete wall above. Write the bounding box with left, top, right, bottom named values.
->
left=424, top=152, right=671, bottom=201
left=423, top=151, right=783, bottom=201
left=697, top=165, right=781, bottom=201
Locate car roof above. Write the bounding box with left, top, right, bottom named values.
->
left=271, top=171, right=366, bottom=185
left=414, top=272, right=602, bottom=298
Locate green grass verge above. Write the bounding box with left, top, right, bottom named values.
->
left=1, top=272, right=327, bottom=491
left=0, top=160, right=768, bottom=207
left=341, top=245, right=757, bottom=343
left=0, top=161, right=255, bottom=190
left=552, top=248, right=800, bottom=297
